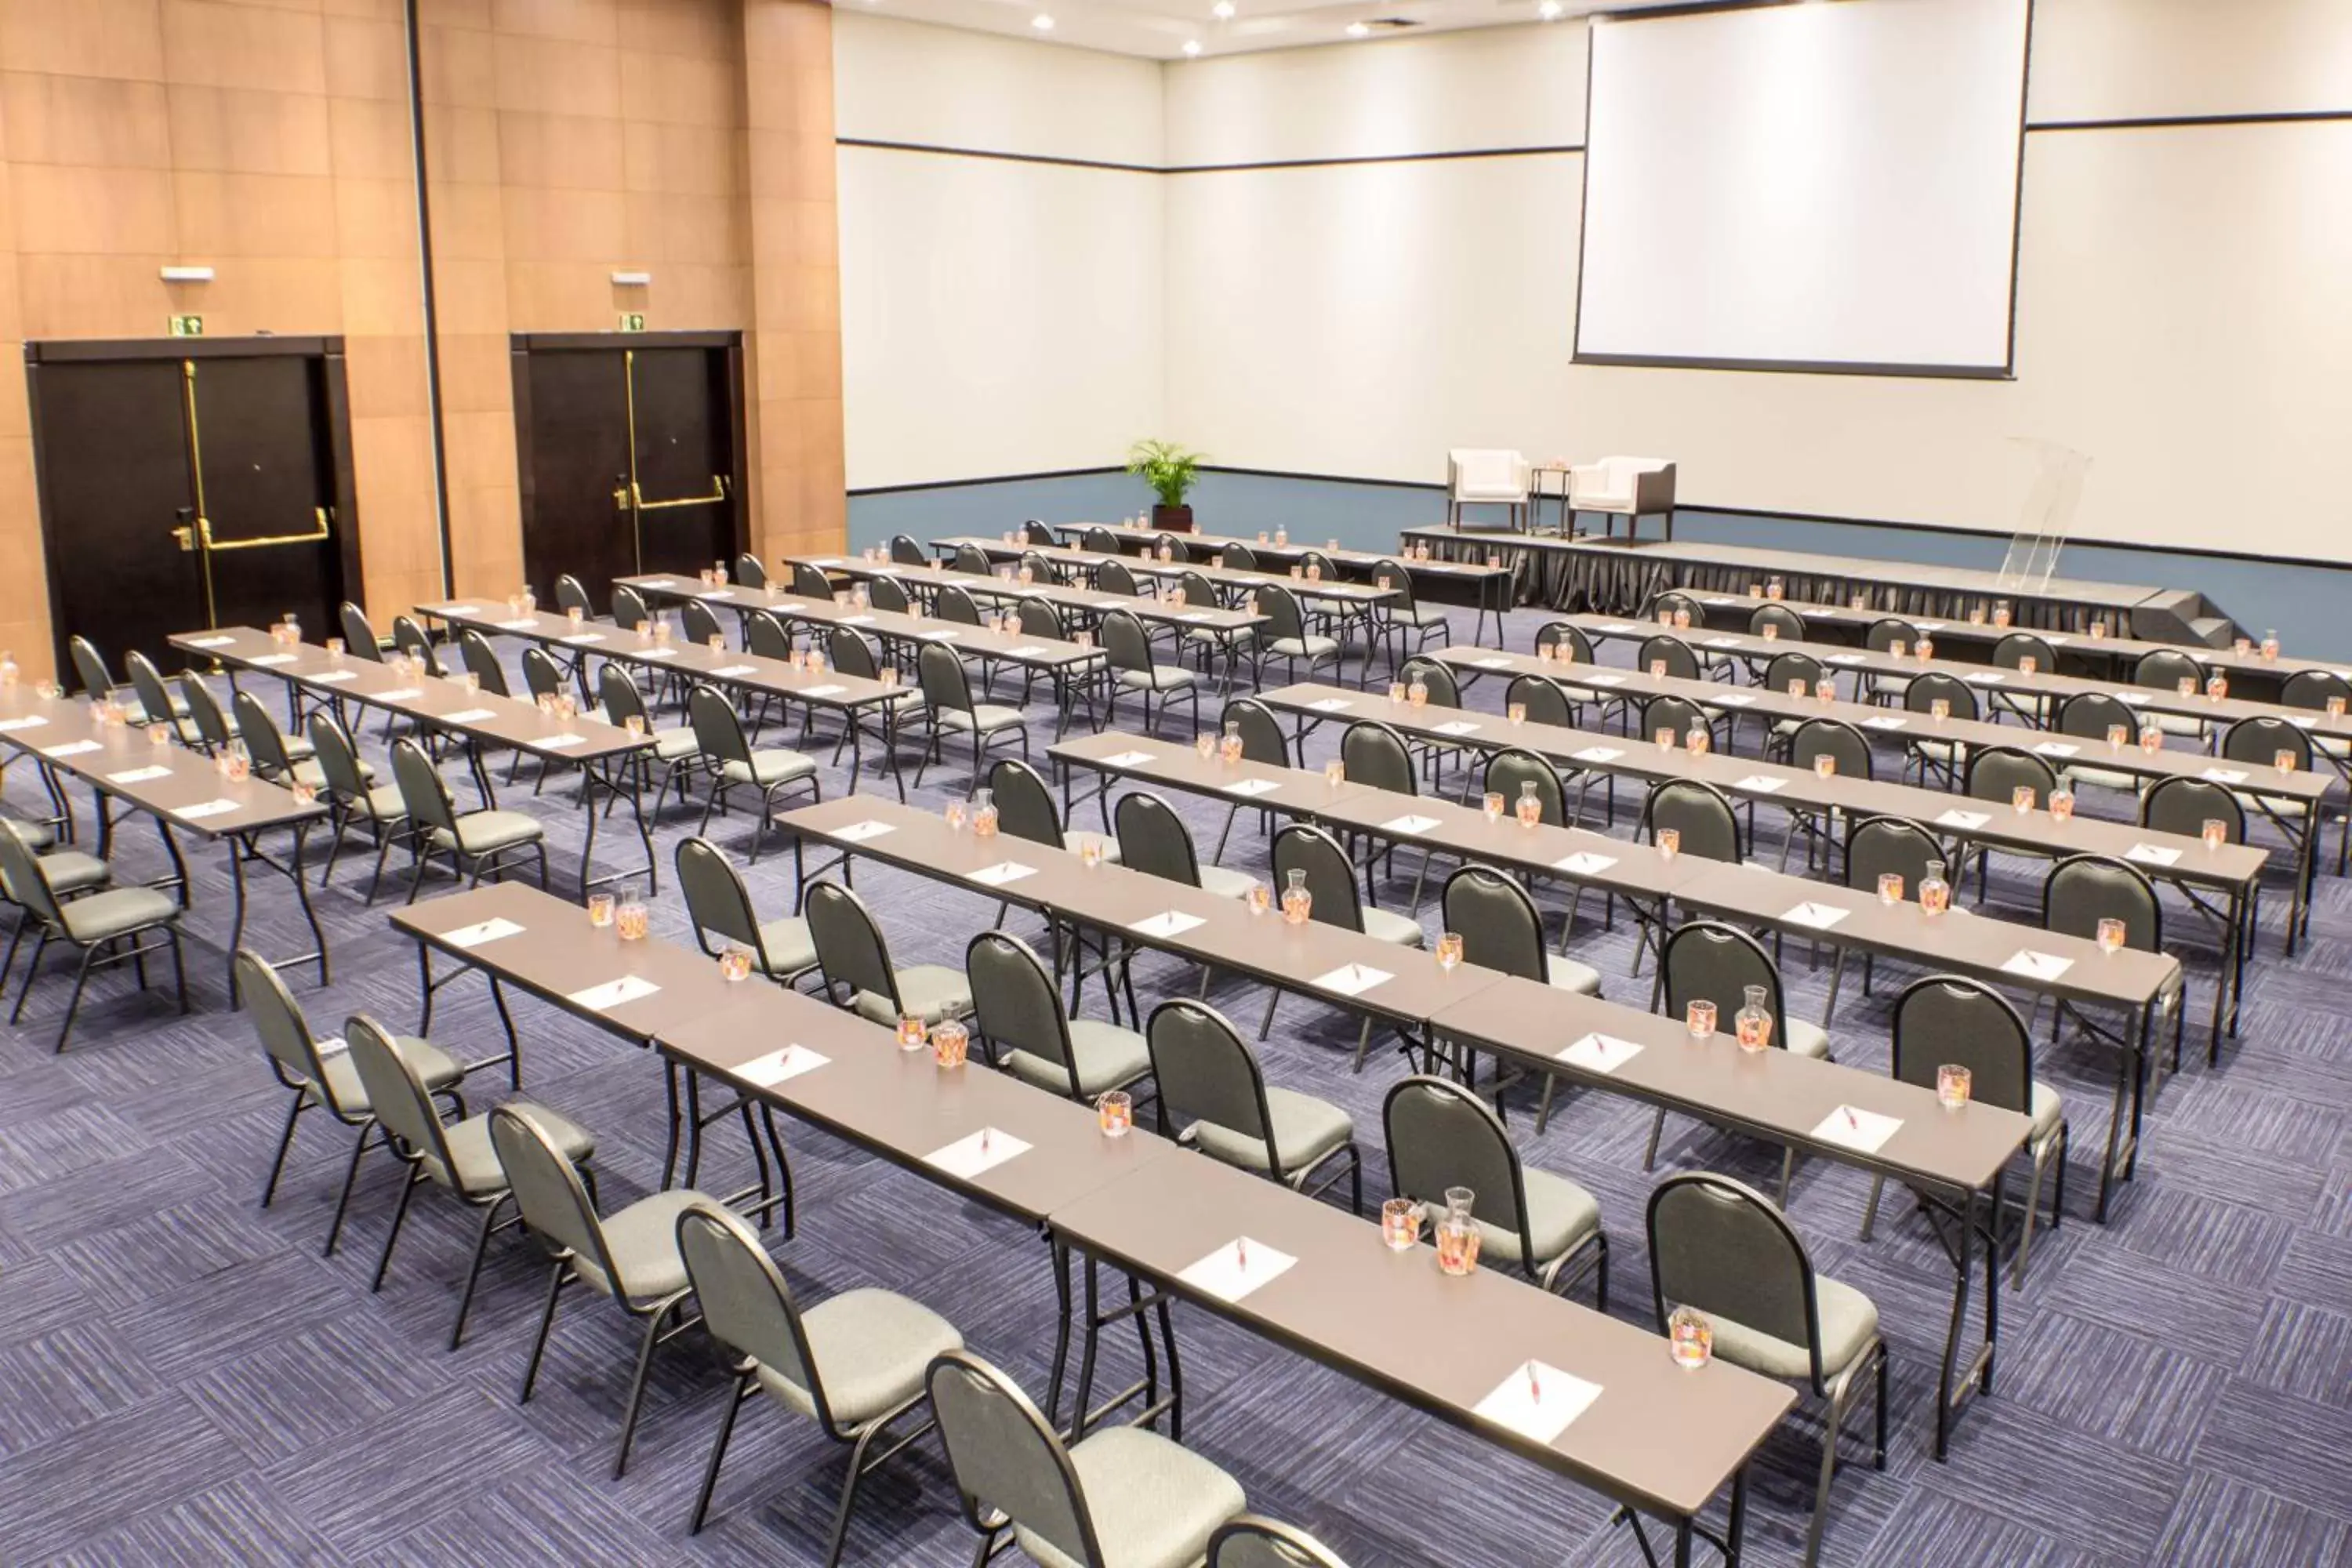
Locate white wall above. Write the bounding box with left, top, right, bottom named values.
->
left=833, top=13, right=1163, bottom=488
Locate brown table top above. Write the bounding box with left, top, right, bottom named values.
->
left=1048, top=728, right=1377, bottom=818
left=783, top=794, right=1511, bottom=1027
left=934, top=536, right=1400, bottom=608
left=1049, top=1152, right=1794, bottom=1522
left=1430, top=974, right=2031, bottom=1195
left=800, top=557, right=1267, bottom=637
left=1308, top=782, right=1708, bottom=906
left=0, top=684, right=322, bottom=838
left=1257, top=683, right=2271, bottom=895
left=619, top=573, right=1105, bottom=673
left=1044, top=521, right=1516, bottom=583
left=173, top=627, right=649, bottom=764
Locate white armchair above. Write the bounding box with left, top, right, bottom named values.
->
left=1567, top=456, right=1678, bottom=540
left=1445, top=448, right=1533, bottom=532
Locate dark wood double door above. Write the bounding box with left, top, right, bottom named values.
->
left=513, top=332, right=746, bottom=615
left=28, top=338, right=360, bottom=677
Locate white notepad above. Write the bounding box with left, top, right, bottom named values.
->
left=184, top=635, right=235, bottom=648
left=1177, top=1239, right=1296, bottom=1304
left=1225, top=777, right=1281, bottom=797
left=708, top=664, right=757, bottom=678
left=568, top=975, right=662, bottom=1010
left=1813, top=1106, right=1903, bottom=1155
left=562, top=633, right=606, bottom=645
left=376, top=688, right=423, bottom=701
left=107, top=765, right=172, bottom=785
left=2127, top=843, right=2183, bottom=867
left=1179, top=615, right=1218, bottom=626
left=1101, top=750, right=1156, bottom=768
left=539, top=733, right=586, bottom=749
left=1703, top=637, right=1740, bottom=649
left=1828, top=655, right=1866, bottom=666
left=1714, top=693, right=1755, bottom=708
left=2002, top=949, right=2074, bottom=983
left=1382, top=814, right=1441, bottom=836
left=1583, top=674, right=1627, bottom=688
left=310, top=670, right=357, bottom=684
left=1936, top=808, right=1989, bottom=829
left=1472, top=657, right=1513, bottom=670
left=1863, top=716, right=1908, bottom=731
left=496, top=618, right=537, bottom=630
left=967, top=861, right=1036, bottom=887
left=1595, top=622, right=1638, bottom=633
left=833, top=819, right=895, bottom=843
left=249, top=653, right=296, bottom=668
left=1432, top=720, right=1481, bottom=738
left=174, top=799, right=240, bottom=821
left=916, top=630, right=960, bottom=642
left=1312, top=963, right=1392, bottom=998
left=1733, top=775, right=1788, bottom=794
left=1554, top=851, right=1617, bottom=877
left=1557, top=1033, right=1643, bottom=1075
left=1703, top=597, right=1738, bottom=608
left=443, top=916, right=525, bottom=949
left=736, top=1044, right=829, bottom=1088
left=1964, top=672, right=2005, bottom=685
left=924, top=1128, right=1029, bottom=1180
left=1007, top=645, right=1051, bottom=657
left=1474, top=1362, right=1601, bottom=1445
left=637, top=647, right=677, bottom=658
left=2117, top=691, right=2148, bottom=706
left=441, top=708, right=496, bottom=723
left=2201, top=768, right=2248, bottom=784
left=1571, top=746, right=1624, bottom=764
left=1308, top=698, right=1353, bottom=713
left=1783, top=901, right=1850, bottom=931
left=1131, top=909, right=1207, bottom=939
left=41, top=740, right=101, bottom=758
left=839, top=615, right=875, bottom=626
left=2031, top=742, right=2079, bottom=757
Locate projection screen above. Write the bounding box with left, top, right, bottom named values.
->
left=1574, top=0, right=2032, bottom=378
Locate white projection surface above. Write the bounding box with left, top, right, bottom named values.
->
left=1576, top=0, right=2031, bottom=377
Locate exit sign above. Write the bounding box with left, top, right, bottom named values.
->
left=618, top=312, right=646, bottom=332
left=169, top=314, right=204, bottom=336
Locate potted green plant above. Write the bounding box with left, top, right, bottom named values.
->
left=1127, top=439, right=1203, bottom=533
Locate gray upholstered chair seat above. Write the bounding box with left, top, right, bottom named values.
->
left=1361, top=905, right=1425, bottom=946
left=1423, top=1167, right=1600, bottom=1266
left=289, top=754, right=372, bottom=792
left=853, top=964, right=973, bottom=1026
left=1911, top=739, right=1961, bottom=764
left=576, top=1188, right=707, bottom=1301
left=2029, top=1080, right=2063, bottom=1142
left=1705, top=1273, right=1878, bottom=1381
left=58, top=884, right=178, bottom=943
left=1004, top=1018, right=1151, bottom=1097
left=1116, top=666, right=1196, bottom=691
left=1184, top=626, right=1254, bottom=649
left=2150, top=712, right=2209, bottom=737
left=941, top=704, right=1025, bottom=734
left=430, top=809, right=545, bottom=855
left=1395, top=605, right=1451, bottom=629
left=2060, top=764, right=2139, bottom=793
left=4, top=817, right=55, bottom=851
left=434, top=1102, right=594, bottom=1196
left=1191, top=1087, right=1352, bottom=1176
left=349, top=782, right=408, bottom=822
left=1545, top=954, right=1603, bottom=995
left=1062, top=829, right=1121, bottom=863
left=755, top=916, right=818, bottom=976
left=1198, top=866, right=1257, bottom=901
left=721, top=749, right=816, bottom=788
left=1266, top=634, right=1339, bottom=660
left=1787, top=1018, right=1833, bottom=1059
left=36, top=850, right=111, bottom=896
left=314, top=1033, right=463, bottom=1115
left=1016, top=1425, right=1247, bottom=1568
left=757, top=1287, right=964, bottom=1426
left=652, top=726, right=700, bottom=761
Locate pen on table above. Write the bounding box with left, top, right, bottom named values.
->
left=1527, top=1363, right=1541, bottom=1404
left=1842, top=1107, right=1860, bottom=1131
left=979, top=1127, right=992, bottom=1158
left=1236, top=1237, right=1249, bottom=1271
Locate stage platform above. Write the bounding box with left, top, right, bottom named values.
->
left=1399, top=529, right=2238, bottom=647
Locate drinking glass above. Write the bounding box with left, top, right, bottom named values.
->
left=2050, top=789, right=2075, bottom=822
left=459, top=672, right=480, bottom=696
left=1761, top=622, right=1779, bottom=642
left=897, top=1014, right=927, bottom=1052
left=1406, top=681, right=1428, bottom=708
left=1915, top=637, right=1935, bottom=661
left=1669, top=1305, right=1714, bottom=1368
left=1672, top=608, right=1691, bottom=630
left=931, top=1018, right=970, bottom=1069
left=567, top=606, right=585, bottom=630
left=1878, top=873, right=1904, bottom=905
left=1993, top=602, right=2013, bottom=628
left=1324, top=757, right=1345, bottom=787
left=2328, top=696, right=2347, bottom=718
left=326, top=637, right=346, bottom=658
left=2202, top=818, right=2227, bottom=848
left=2107, top=723, right=2129, bottom=750
left=1245, top=879, right=1271, bottom=916
left=1649, top=659, right=1668, bottom=680
left=1685, top=723, right=1709, bottom=756
left=1686, top=999, right=1716, bottom=1038
left=587, top=892, right=615, bottom=927
left=290, top=781, right=317, bottom=806
left=1098, top=1090, right=1133, bottom=1138
left=1507, top=701, right=1526, bottom=726
left=1930, top=698, right=1951, bottom=723
left=2261, top=630, right=2281, bottom=661
left=1436, top=931, right=1463, bottom=971
left=1938, top=1064, right=1973, bottom=1110
left=2276, top=750, right=2299, bottom=773
left=2140, top=725, right=2163, bottom=754
left=2012, top=784, right=2035, bottom=815
left=1890, top=639, right=1908, bottom=659
left=1381, top=1197, right=1421, bottom=1250
left=1788, top=678, right=1807, bottom=699
left=1968, top=606, right=1987, bottom=626
left=945, top=798, right=967, bottom=832
left=1483, top=791, right=1504, bottom=822
left=1195, top=731, right=1216, bottom=760
left=1080, top=834, right=1105, bottom=868
left=1655, top=726, right=1676, bottom=752
left=2096, top=917, right=2126, bottom=953
left=148, top=723, right=169, bottom=746
left=1535, top=641, right=1555, bottom=663
left=1388, top=681, right=1406, bottom=704
left=2177, top=676, right=2198, bottom=697
left=1657, top=827, right=1680, bottom=859
left=2207, top=674, right=2228, bottom=702
left=1814, top=753, right=1836, bottom=779
left=719, top=945, right=754, bottom=983
left=616, top=896, right=649, bottom=940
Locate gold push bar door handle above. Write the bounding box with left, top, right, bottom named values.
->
left=196, top=506, right=335, bottom=552
left=169, top=525, right=196, bottom=552
left=630, top=475, right=731, bottom=513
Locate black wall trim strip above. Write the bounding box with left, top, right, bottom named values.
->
left=848, top=466, right=1123, bottom=496
left=2027, top=108, right=2352, bottom=134
left=404, top=0, right=454, bottom=599
left=1571, top=351, right=2014, bottom=381
left=837, top=136, right=1582, bottom=176
left=837, top=137, right=1160, bottom=175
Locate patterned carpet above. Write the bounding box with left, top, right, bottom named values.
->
left=0, top=595, right=2346, bottom=1568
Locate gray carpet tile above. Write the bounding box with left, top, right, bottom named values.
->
left=0, top=597, right=2346, bottom=1565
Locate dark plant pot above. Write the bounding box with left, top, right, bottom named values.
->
left=1152, top=504, right=1195, bottom=533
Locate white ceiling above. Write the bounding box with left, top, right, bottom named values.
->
left=835, top=0, right=1681, bottom=63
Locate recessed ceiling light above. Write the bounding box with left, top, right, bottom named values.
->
left=1182, top=38, right=1203, bottom=54
left=1537, top=0, right=1563, bottom=16
left=1345, top=20, right=1369, bottom=36
left=1031, top=12, right=1053, bottom=26
left=1211, top=0, right=1236, bottom=16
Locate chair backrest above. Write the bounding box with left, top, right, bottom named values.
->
left=1845, top=815, right=1940, bottom=894
left=1661, top=920, right=1788, bottom=1038
left=927, top=1352, right=1102, bottom=1567
left=1534, top=622, right=1594, bottom=664
left=1750, top=604, right=1806, bottom=641
left=343, top=1012, right=456, bottom=1175
left=1448, top=448, right=1526, bottom=501
left=236, top=946, right=336, bottom=1091
left=1022, top=550, right=1067, bottom=587
left=125, top=651, right=181, bottom=730
left=1642, top=779, right=1740, bottom=862
left=1148, top=999, right=1276, bottom=1156
left=1382, top=1075, right=1533, bottom=1257
left=890, top=535, right=927, bottom=566
left=458, top=629, right=510, bottom=696
left=1299, top=550, right=1339, bottom=585
left=828, top=625, right=880, bottom=678
left=688, top=684, right=752, bottom=768
left=745, top=609, right=793, bottom=664
left=554, top=573, right=593, bottom=617
left=2223, top=714, right=2310, bottom=771
left=1369, top=559, right=1419, bottom=614
left=953, top=543, right=993, bottom=577
left=598, top=662, right=652, bottom=731
left=1639, top=634, right=1699, bottom=682
left=2281, top=669, right=2352, bottom=713
left=1339, top=721, right=1415, bottom=796
left=1640, top=694, right=1708, bottom=745
left=789, top=561, right=835, bottom=600
left=734, top=552, right=768, bottom=590
left=2141, top=775, right=2242, bottom=843
left=935, top=585, right=984, bottom=628
left=1079, top=524, right=1121, bottom=555
left=1441, top=865, right=1544, bottom=982
left=1016, top=597, right=1065, bottom=641
left=1102, top=609, right=1152, bottom=673
left=868, top=575, right=911, bottom=613
left=681, top=597, right=726, bottom=648
left=340, top=601, right=383, bottom=659
left=2059, top=690, right=2138, bottom=743
left=391, top=615, right=440, bottom=674
left=967, top=931, right=1078, bottom=1089
left=2133, top=648, right=2204, bottom=692
left=1648, top=1173, right=1826, bottom=1389
left=1398, top=658, right=1459, bottom=709
left=389, top=736, right=459, bottom=835
left=306, top=712, right=375, bottom=804
left=1504, top=674, right=1574, bottom=730
left=1210, top=1518, right=1352, bottom=1568
left=676, top=835, right=763, bottom=958
left=1223, top=698, right=1288, bottom=766
left=1022, top=520, right=1058, bottom=546
left=1864, top=617, right=1919, bottom=655
left=916, top=642, right=976, bottom=721
left=182, top=671, right=234, bottom=750
left=1113, top=791, right=1204, bottom=888
left=489, top=1104, right=632, bottom=1297
left=612, top=584, right=652, bottom=630
left=2043, top=853, right=2161, bottom=950
left=1652, top=590, right=1704, bottom=625
left=1964, top=746, right=2057, bottom=806
left=986, top=758, right=1063, bottom=850
left=1094, top=558, right=1140, bottom=598
left=1258, top=582, right=1308, bottom=644
left=804, top=880, right=900, bottom=1009
left=1763, top=652, right=1826, bottom=694
left=1482, top=748, right=1562, bottom=826
left=230, top=688, right=296, bottom=777
left=1788, top=717, right=1872, bottom=780
left=1992, top=632, right=2056, bottom=671
left=1219, top=542, right=1258, bottom=574
left=675, top=1200, right=836, bottom=1428
left=1890, top=975, right=2033, bottom=1115
left=520, top=646, right=564, bottom=706
left=0, top=821, right=64, bottom=927
left=68, top=636, right=114, bottom=700
left=1904, top=672, right=1976, bottom=720
left=1272, top=824, right=1362, bottom=934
